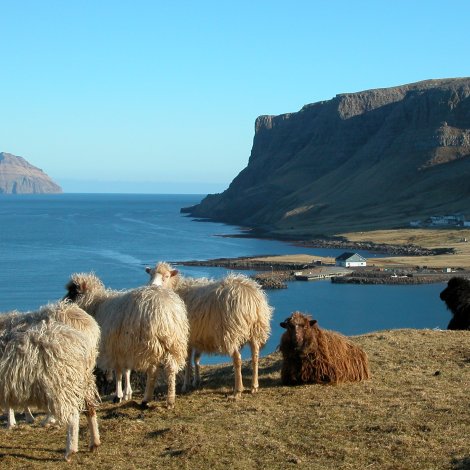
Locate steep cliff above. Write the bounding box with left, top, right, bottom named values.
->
left=0, top=152, right=62, bottom=194
left=187, top=78, right=470, bottom=236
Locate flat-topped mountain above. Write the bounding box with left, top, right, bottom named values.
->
left=0, top=152, right=62, bottom=194
left=187, top=78, right=470, bottom=236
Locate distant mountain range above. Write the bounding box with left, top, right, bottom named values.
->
left=186, top=78, right=470, bottom=237
left=0, top=152, right=62, bottom=194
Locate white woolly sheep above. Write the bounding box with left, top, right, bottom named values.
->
left=146, top=262, right=273, bottom=399
left=0, top=301, right=101, bottom=428
left=0, top=311, right=34, bottom=428
left=0, top=307, right=100, bottom=461
left=64, top=272, right=189, bottom=408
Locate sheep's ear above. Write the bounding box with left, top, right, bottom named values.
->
left=280, top=321, right=288, bottom=328
left=145, top=267, right=152, bottom=274
left=79, top=281, right=87, bottom=293
left=170, top=269, right=179, bottom=277
left=309, top=319, right=317, bottom=326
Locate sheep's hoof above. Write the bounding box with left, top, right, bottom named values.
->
left=64, top=451, right=76, bottom=462
left=89, top=442, right=101, bottom=452
left=140, top=401, right=150, bottom=410
left=41, top=416, right=56, bottom=427
left=124, top=393, right=132, bottom=401
left=6, top=423, right=16, bottom=430
left=251, top=386, right=259, bottom=394
left=228, top=391, right=242, bottom=401
left=166, top=402, right=175, bottom=410
left=112, top=396, right=122, bottom=404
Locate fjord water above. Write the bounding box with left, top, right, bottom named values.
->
left=0, top=194, right=448, bottom=363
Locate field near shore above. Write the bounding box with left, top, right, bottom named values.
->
left=245, top=229, right=470, bottom=270
left=341, top=228, right=470, bottom=269
left=0, top=329, right=468, bottom=469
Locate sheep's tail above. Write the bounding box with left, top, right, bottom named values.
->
left=135, top=286, right=190, bottom=371
left=0, top=320, right=98, bottom=424
left=222, top=274, right=273, bottom=348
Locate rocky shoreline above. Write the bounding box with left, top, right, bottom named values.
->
left=174, top=256, right=312, bottom=271
left=172, top=233, right=464, bottom=288
left=172, top=257, right=295, bottom=289
left=217, top=234, right=455, bottom=256
left=292, top=238, right=455, bottom=256
left=174, top=257, right=468, bottom=289
left=331, top=270, right=467, bottom=285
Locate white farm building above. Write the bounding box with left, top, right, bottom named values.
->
left=335, top=252, right=367, bottom=268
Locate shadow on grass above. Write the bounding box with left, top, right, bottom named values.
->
left=101, top=399, right=167, bottom=419
left=147, top=428, right=171, bottom=439
left=181, top=357, right=283, bottom=395
left=452, top=457, right=470, bottom=470
left=162, top=448, right=186, bottom=457
left=0, top=445, right=62, bottom=462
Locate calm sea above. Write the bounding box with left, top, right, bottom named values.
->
left=0, top=194, right=449, bottom=364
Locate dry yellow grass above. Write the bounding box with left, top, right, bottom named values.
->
left=0, top=329, right=469, bottom=469
left=250, top=253, right=335, bottom=265
left=341, top=228, right=470, bottom=269
left=246, top=229, right=470, bottom=270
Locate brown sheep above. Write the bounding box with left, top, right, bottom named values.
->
left=440, top=277, right=470, bottom=330
left=279, top=311, right=370, bottom=385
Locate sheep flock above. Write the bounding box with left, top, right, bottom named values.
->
left=2, top=264, right=466, bottom=462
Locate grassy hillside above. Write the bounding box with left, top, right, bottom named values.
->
left=0, top=329, right=469, bottom=469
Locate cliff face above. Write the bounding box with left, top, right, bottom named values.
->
left=0, top=152, right=62, bottom=194
left=188, top=78, right=470, bottom=236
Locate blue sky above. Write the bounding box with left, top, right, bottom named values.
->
left=1, top=1, right=469, bottom=194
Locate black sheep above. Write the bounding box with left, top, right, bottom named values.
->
left=440, top=277, right=470, bottom=330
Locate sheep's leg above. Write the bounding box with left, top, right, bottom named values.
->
left=231, top=349, right=244, bottom=399
left=41, top=413, right=57, bottom=426
left=164, top=362, right=177, bottom=409
left=141, top=365, right=158, bottom=408
left=113, top=368, right=124, bottom=403
left=24, top=407, right=35, bottom=424
left=182, top=347, right=193, bottom=393
left=85, top=400, right=101, bottom=452
left=64, top=410, right=80, bottom=462
left=250, top=341, right=260, bottom=393
left=7, top=408, right=16, bottom=429
left=193, top=350, right=202, bottom=388
left=123, top=369, right=133, bottom=401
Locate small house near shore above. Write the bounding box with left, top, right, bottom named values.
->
left=335, top=252, right=367, bottom=268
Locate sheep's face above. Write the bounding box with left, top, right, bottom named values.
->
left=280, top=312, right=317, bottom=351
left=63, top=280, right=87, bottom=303
left=440, top=277, right=470, bottom=312
left=145, top=264, right=178, bottom=288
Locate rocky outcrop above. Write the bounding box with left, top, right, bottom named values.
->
left=0, top=152, right=62, bottom=194
left=186, top=78, right=470, bottom=236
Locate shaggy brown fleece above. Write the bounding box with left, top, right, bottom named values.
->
left=280, top=311, right=370, bottom=385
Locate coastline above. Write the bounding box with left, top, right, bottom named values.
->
left=175, top=255, right=468, bottom=287
left=219, top=233, right=453, bottom=257
left=175, top=228, right=470, bottom=286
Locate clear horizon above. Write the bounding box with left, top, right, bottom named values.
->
left=1, top=1, right=469, bottom=193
